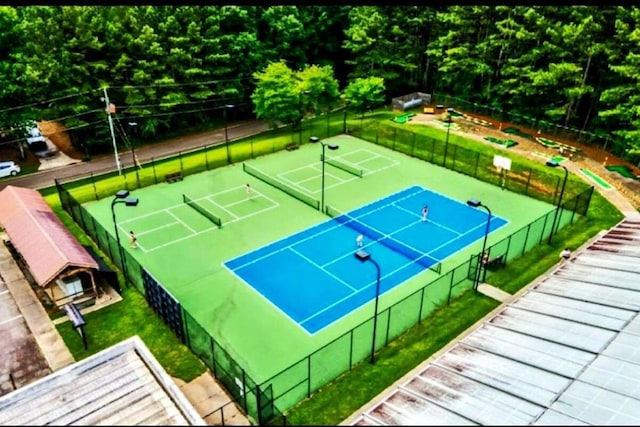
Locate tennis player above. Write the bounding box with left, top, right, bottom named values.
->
left=422, top=205, right=429, bottom=222
left=129, top=230, right=137, bottom=248
left=245, top=183, right=252, bottom=198
left=356, top=234, right=364, bottom=247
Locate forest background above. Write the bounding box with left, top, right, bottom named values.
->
left=1, top=5, right=640, bottom=164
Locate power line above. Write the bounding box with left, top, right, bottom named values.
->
left=0, top=88, right=103, bottom=115
left=109, top=77, right=250, bottom=90
left=116, top=95, right=240, bottom=111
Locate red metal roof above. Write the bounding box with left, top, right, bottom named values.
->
left=0, top=185, right=98, bottom=287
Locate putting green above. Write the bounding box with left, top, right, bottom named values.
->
left=580, top=168, right=612, bottom=189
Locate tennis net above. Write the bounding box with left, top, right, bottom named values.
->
left=321, top=154, right=363, bottom=177
left=183, top=194, right=222, bottom=228
left=243, top=162, right=320, bottom=210
left=325, top=204, right=441, bottom=273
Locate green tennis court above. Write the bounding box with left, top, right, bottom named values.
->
left=83, top=135, right=554, bottom=383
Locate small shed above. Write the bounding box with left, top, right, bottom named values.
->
left=0, top=185, right=100, bottom=308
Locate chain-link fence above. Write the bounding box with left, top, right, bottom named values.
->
left=56, top=106, right=594, bottom=423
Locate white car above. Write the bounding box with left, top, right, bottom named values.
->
left=0, top=161, right=21, bottom=178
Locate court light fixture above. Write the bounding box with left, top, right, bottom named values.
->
left=354, top=249, right=381, bottom=364
left=466, top=199, right=491, bottom=292
left=545, top=161, right=568, bottom=244
left=310, top=136, right=339, bottom=212
left=224, top=104, right=235, bottom=164
left=111, top=190, right=140, bottom=287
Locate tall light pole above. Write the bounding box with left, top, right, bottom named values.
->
left=299, top=90, right=311, bottom=145
left=224, top=104, right=235, bottom=164
left=309, top=136, right=339, bottom=212
left=102, top=87, right=122, bottom=174
left=126, top=121, right=140, bottom=186
left=355, top=250, right=381, bottom=364
left=546, top=161, right=568, bottom=244
left=467, top=199, right=491, bottom=292
left=443, top=107, right=454, bottom=164
left=111, top=190, right=139, bottom=285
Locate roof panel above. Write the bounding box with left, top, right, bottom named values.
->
left=533, top=277, right=640, bottom=311
left=601, top=330, right=640, bottom=365
left=575, top=253, right=640, bottom=274
left=533, top=409, right=590, bottom=425
left=0, top=336, right=204, bottom=425
left=554, top=263, right=640, bottom=291
left=579, top=354, right=640, bottom=400
left=551, top=380, right=640, bottom=425
left=511, top=291, right=633, bottom=330
left=488, top=307, right=616, bottom=353
left=364, top=389, right=476, bottom=425
left=435, top=344, right=569, bottom=407
left=402, top=365, right=543, bottom=425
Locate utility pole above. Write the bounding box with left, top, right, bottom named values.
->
left=103, top=87, right=122, bottom=174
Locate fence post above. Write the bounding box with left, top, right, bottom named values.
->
left=307, top=356, right=312, bottom=397
left=152, top=158, right=158, bottom=184
left=417, top=287, right=425, bottom=324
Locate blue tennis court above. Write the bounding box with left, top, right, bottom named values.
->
left=225, top=186, right=508, bottom=334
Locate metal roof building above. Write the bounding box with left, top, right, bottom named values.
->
left=0, top=185, right=99, bottom=287
left=0, top=336, right=205, bottom=425
left=347, top=219, right=640, bottom=425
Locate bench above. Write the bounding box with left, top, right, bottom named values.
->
left=483, top=254, right=505, bottom=271
left=286, top=143, right=300, bottom=151
left=165, top=171, right=183, bottom=183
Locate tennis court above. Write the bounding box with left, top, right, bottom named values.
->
left=226, top=185, right=507, bottom=334
left=83, top=134, right=553, bottom=382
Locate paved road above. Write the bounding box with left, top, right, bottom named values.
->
left=0, top=119, right=269, bottom=191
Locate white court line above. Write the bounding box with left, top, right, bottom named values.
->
left=231, top=187, right=425, bottom=271
left=124, top=184, right=279, bottom=253
left=146, top=201, right=279, bottom=253
left=312, top=164, right=352, bottom=183
left=204, top=195, right=240, bottom=220
left=392, top=203, right=461, bottom=235
left=278, top=165, right=359, bottom=196
left=168, top=210, right=196, bottom=233
left=289, top=247, right=357, bottom=292
left=0, top=314, right=23, bottom=326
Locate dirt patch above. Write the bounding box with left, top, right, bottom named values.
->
left=410, top=110, right=640, bottom=209
left=38, top=121, right=83, bottom=160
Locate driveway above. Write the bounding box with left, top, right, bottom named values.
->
left=0, top=119, right=269, bottom=192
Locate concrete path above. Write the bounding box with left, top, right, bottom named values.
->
left=0, top=234, right=75, bottom=373
left=175, top=372, right=251, bottom=425
left=477, top=283, right=512, bottom=303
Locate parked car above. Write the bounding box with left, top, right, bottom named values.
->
left=24, top=120, right=49, bottom=154
left=0, top=161, right=21, bottom=178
